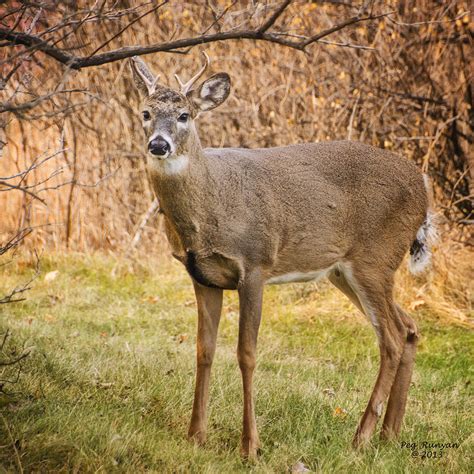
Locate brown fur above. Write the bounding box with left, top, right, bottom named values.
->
left=153, top=142, right=427, bottom=283
left=128, top=57, right=428, bottom=457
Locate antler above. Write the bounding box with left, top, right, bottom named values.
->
left=174, top=52, right=210, bottom=95
left=150, top=74, right=161, bottom=91
left=130, top=56, right=161, bottom=95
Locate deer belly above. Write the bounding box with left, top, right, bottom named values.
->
left=184, top=251, right=240, bottom=290
left=266, top=267, right=333, bottom=285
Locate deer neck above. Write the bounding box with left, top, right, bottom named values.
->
left=146, top=129, right=214, bottom=245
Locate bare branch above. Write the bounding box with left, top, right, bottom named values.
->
left=300, top=11, right=393, bottom=48
left=88, top=1, right=169, bottom=57
left=0, top=89, right=92, bottom=114
left=386, top=10, right=468, bottom=27
left=0, top=28, right=75, bottom=64
left=0, top=351, right=30, bottom=365
left=316, top=38, right=376, bottom=51
left=0, top=250, right=40, bottom=304
left=0, top=180, right=47, bottom=204
left=258, top=0, right=292, bottom=33
left=130, top=198, right=160, bottom=249
left=0, top=7, right=391, bottom=70
left=0, top=228, right=32, bottom=257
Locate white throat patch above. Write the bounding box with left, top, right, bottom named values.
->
left=147, top=154, right=189, bottom=175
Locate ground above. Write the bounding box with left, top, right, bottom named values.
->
left=0, top=253, right=472, bottom=473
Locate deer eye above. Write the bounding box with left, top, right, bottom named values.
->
left=142, top=110, right=151, bottom=121
left=177, top=113, right=189, bottom=123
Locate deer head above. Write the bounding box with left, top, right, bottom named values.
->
left=129, top=53, right=231, bottom=165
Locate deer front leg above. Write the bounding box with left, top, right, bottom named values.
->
left=188, top=281, right=223, bottom=445
left=237, top=270, right=264, bottom=459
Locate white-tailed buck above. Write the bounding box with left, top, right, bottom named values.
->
left=128, top=54, right=436, bottom=458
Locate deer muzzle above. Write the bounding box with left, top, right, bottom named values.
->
left=148, top=136, right=171, bottom=157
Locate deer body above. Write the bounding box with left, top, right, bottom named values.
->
left=129, top=55, right=435, bottom=458
left=149, top=141, right=427, bottom=288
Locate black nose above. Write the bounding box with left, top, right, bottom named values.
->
left=148, top=137, right=170, bottom=156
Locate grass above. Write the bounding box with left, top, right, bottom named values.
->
left=0, top=253, right=472, bottom=473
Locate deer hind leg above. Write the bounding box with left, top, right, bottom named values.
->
left=237, top=270, right=264, bottom=459
left=328, top=267, right=365, bottom=313
left=188, top=281, right=223, bottom=445
left=381, top=305, right=419, bottom=440
left=341, top=265, right=407, bottom=447
left=330, top=267, right=416, bottom=443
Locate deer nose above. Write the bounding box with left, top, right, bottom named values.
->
left=148, top=137, right=170, bottom=156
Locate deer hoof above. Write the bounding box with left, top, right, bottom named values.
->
left=240, top=437, right=261, bottom=460
left=352, top=430, right=373, bottom=449
left=188, top=429, right=206, bottom=446
left=380, top=425, right=400, bottom=442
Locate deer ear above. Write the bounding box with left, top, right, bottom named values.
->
left=129, top=56, right=159, bottom=96
left=188, top=73, right=231, bottom=112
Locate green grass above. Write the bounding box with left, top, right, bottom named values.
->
left=0, top=253, right=472, bottom=473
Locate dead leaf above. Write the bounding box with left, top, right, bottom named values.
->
left=48, top=294, right=62, bottom=305
left=44, top=314, right=55, bottom=323
left=292, top=461, right=311, bottom=473
left=333, top=406, right=348, bottom=418
left=177, top=334, right=188, bottom=344
left=323, top=388, right=335, bottom=397
left=141, top=295, right=160, bottom=304
left=44, top=270, right=59, bottom=283
left=409, top=298, right=426, bottom=311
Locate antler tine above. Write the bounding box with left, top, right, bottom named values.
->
left=175, top=52, right=211, bottom=95
left=174, top=73, right=186, bottom=90
left=151, top=74, right=161, bottom=91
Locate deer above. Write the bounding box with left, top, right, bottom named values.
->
left=128, top=53, right=436, bottom=459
